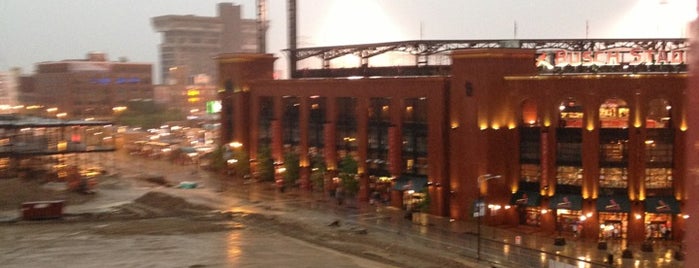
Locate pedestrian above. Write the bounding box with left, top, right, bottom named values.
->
left=660, top=224, right=668, bottom=240
left=370, top=190, right=380, bottom=206
left=335, top=185, right=345, bottom=206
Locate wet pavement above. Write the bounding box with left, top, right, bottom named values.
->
left=10, top=150, right=682, bottom=268
left=216, top=178, right=684, bottom=268
left=112, top=150, right=684, bottom=268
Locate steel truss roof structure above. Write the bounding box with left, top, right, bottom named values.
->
left=285, top=39, right=688, bottom=78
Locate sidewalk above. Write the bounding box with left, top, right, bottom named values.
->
left=227, top=178, right=684, bottom=268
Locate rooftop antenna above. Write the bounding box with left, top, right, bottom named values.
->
left=586, top=20, right=590, bottom=39
left=420, top=21, right=424, bottom=40
left=513, top=21, right=517, bottom=39
left=256, top=0, right=268, bottom=53
left=288, top=0, right=297, bottom=78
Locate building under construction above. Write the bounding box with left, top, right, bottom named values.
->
left=0, top=114, right=115, bottom=191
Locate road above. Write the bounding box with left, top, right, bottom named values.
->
left=1, top=149, right=681, bottom=268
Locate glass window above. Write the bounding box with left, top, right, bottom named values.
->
left=520, top=164, right=541, bottom=183
left=645, top=129, right=673, bottom=166
left=520, top=127, right=540, bottom=163
left=258, top=97, right=274, bottom=144
left=402, top=97, right=428, bottom=175
left=599, top=168, right=628, bottom=188
left=558, top=98, right=583, bottom=128
left=556, top=128, right=582, bottom=165
left=556, top=166, right=583, bottom=186
left=521, top=99, right=539, bottom=126
left=309, top=96, right=326, bottom=150
left=282, top=96, right=300, bottom=149
left=600, top=141, right=627, bottom=162
left=645, top=168, right=672, bottom=189
left=337, top=97, right=357, bottom=158
left=368, top=98, right=390, bottom=177
left=599, top=98, right=629, bottom=129
left=599, top=129, right=629, bottom=164
left=646, top=99, right=672, bottom=129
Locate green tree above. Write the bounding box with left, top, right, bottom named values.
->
left=257, top=145, right=274, bottom=182
left=283, top=152, right=300, bottom=188
left=338, top=155, right=359, bottom=196
left=310, top=154, right=326, bottom=191
left=230, top=149, right=250, bottom=178
left=417, top=189, right=431, bottom=212
left=208, top=146, right=227, bottom=173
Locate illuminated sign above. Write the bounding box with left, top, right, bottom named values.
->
left=537, top=48, right=687, bottom=69
left=187, top=89, right=200, bottom=96
left=206, top=101, right=222, bottom=114
left=91, top=77, right=141, bottom=85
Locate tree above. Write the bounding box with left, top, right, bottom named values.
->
left=309, top=154, right=326, bottom=191
left=230, top=149, right=250, bottom=178
left=208, top=146, right=227, bottom=173
left=257, top=145, right=274, bottom=182
left=417, top=189, right=431, bottom=212
left=338, top=155, right=359, bottom=196
left=283, top=152, right=300, bottom=188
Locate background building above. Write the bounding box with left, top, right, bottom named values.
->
left=25, top=52, right=153, bottom=119
left=0, top=68, right=22, bottom=112
left=152, top=2, right=258, bottom=121
left=152, top=2, right=258, bottom=85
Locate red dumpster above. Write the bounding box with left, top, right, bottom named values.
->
left=21, top=200, right=64, bottom=220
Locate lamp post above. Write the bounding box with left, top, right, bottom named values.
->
left=476, top=173, right=501, bottom=261
left=227, top=141, right=243, bottom=178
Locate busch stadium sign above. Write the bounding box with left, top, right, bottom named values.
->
left=531, top=39, right=688, bottom=74
left=537, top=48, right=686, bottom=68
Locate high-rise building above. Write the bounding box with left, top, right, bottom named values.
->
left=26, top=52, right=153, bottom=118
left=152, top=3, right=258, bottom=84
left=0, top=68, right=21, bottom=112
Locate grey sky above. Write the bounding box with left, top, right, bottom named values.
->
left=0, top=0, right=695, bottom=79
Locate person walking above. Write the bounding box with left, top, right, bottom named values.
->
left=335, top=185, right=345, bottom=206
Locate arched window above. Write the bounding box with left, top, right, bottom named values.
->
left=599, top=98, right=629, bottom=128
left=521, top=99, right=538, bottom=127
left=558, top=98, right=583, bottom=128
left=646, top=99, right=672, bottom=129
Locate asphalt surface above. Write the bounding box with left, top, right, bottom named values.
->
left=13, top=150, right=683, bottom=268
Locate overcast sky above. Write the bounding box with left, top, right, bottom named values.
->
left=0, top=0, right=695, bottom=80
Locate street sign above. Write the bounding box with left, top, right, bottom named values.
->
left=473, top=200, right=485, bottom=217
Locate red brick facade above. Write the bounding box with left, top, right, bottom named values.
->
left=218, top=49, right=687, bottom=243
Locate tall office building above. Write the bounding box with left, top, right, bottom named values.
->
left=152, top=3, right=258, bottom=84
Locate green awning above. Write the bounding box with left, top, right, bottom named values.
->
left=549, top=194, right=582, bottom=210
left=510, top=190, right=541, bottom=207
left=645, top=197, right=681, bottom=214
left=392, top=175, right=427, bottom=192
left=596, top=195, right=631, bottom=213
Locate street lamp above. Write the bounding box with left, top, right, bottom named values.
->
left=476, top=173, right=501, bottom=261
